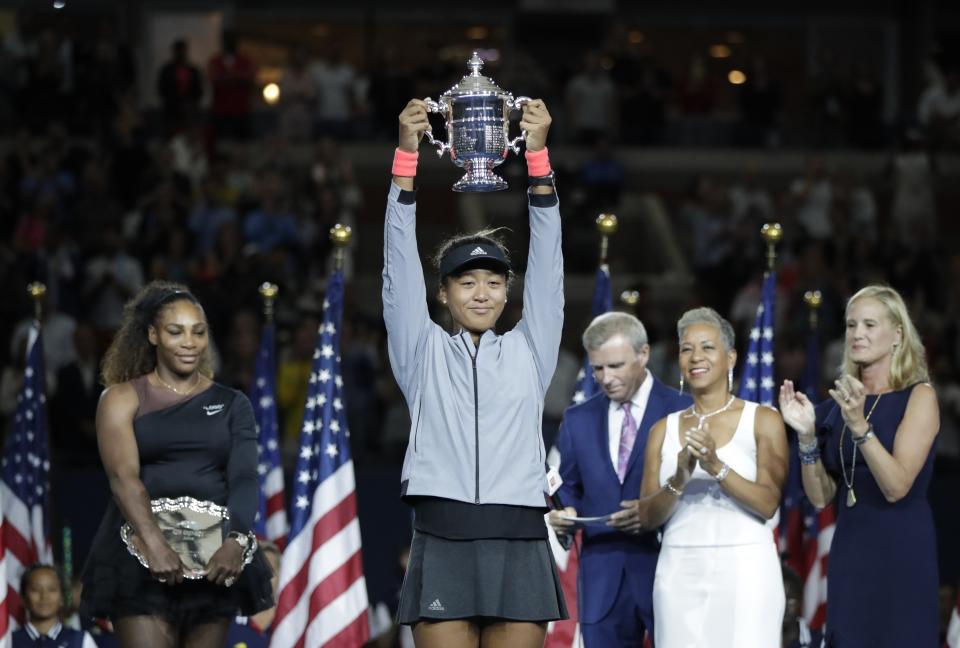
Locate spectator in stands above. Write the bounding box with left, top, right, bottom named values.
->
left=889, top=128, right=937, bottom=252
left=918, top=60, right=960, bottom=150
left=789, top=157, right=834, bottom=241
left=207, top=30, right=257, bottom=140
left=277, top=47, right=315, bottom=141
left=156, top=39, right=203, bottom=135
left=565, top=50, right=618, bottom=144
left=277, top=315, right=320, bottom=458
left=243, top=171, right=298, bottom=254
left=189, top=175, right=238, bottom=257
left=51, top=321, right=101, bottom=465
left=83, top=224, right=144, bottom=335
left=737, top=57, right=782, bottom=148
left=14, top=565, right=97, bottom=647
left=310, top=48, right=356, bottom=139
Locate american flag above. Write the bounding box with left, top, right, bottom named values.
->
left=251, top=321, right=288, bottom=548
left=779, top=317, right=833, bottom=630
left=947, top=591, right=960, bottom=648
left=738, top=271, right=776, bottom=406
left=271, top=271, right=369, bottom=648
left=0, top=323, right=53, bottom=640
left=545, top=264, right=611, bottom=648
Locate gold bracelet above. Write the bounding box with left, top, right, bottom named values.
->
left=665, top=479, right=683, bottom=497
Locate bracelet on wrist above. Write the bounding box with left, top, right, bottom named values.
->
left=799, top=448, right=821, bottom=465
left=665, top=479, right=683, bottom=497
left=714, top=463, right=731, bottom=482
left=797, top=437, right=818, bottom=454
left=852, top=423, right=876, bottom=446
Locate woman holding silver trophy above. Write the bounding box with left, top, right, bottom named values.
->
left=383, top=89, right=568, bottom=647
left=80, top=281, right=273, bottom=648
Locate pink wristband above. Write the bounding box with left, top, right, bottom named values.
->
left=525, top=147, right=551, bottom=177
left=392, top=148, right=419, bottom=177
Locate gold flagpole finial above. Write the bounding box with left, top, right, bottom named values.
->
left=804, top=289, right=822, bottom=331
left=596, top=213, right=618, bottom=265
left=330, top=224, right=352, bottom=272
left=760, top=223, right=783, bottom=273
left=620, top=290, right=640, bottom=313
left=259, top=282, right=279, bottom=324
left=27, top=282, right=46, bottom=322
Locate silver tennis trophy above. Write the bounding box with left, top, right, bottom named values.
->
left=423, top=51, right=530, bottom=191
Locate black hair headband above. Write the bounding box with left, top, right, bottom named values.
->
left=439, top=242, right=511, bottom=279
left=135, top=289, right=192, bottom=326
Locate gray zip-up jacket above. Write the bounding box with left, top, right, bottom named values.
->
left=382, top=182, right=564, bottom=507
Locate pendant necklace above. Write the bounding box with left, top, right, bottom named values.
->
left=839, top=393, right=882, bottom=508
left=684, top=394, right=736, bottom=432
left=154, top=369, right=200, bottom=396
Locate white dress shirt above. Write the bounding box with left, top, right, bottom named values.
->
left=607, top=371, right=654, bottom=471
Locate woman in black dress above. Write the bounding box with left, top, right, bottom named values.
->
left=80, top=281, right=272, bottom=648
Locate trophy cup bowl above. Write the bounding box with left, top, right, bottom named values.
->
left=423, top=52, right=529, bottom=192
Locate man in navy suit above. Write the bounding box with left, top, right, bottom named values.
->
left=549, top=312, right=690, bottom=647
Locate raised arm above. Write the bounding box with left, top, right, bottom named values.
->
left=96, top=383, right=185, bottom=584
left=516, top=100, right=564, bottom=394
left=382, top=100, right=432, bottom=392
left=780, top=380, right=837, bottom=509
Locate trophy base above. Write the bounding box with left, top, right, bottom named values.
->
left=452, top=160, right=508, bottom=192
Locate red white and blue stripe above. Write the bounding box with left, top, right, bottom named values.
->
left=1, top=323, right=53, bottom=640
left=271, top=271, right=369, bottom=648
left=251, top=322, right=289, bottom=548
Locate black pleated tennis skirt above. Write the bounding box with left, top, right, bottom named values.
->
left=396, top=530, right=569, bottom=624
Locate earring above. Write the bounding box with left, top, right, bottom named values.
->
left=679, top=377, right=684, bottom=394
left=727, top=367, right=734, bottom=393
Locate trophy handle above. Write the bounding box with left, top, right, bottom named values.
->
left=507, top=96, right=532, bottom=154
left=422, top=97, right=450, bottom=157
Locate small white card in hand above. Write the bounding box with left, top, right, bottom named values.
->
left=559, top=513, right=613, bottom=527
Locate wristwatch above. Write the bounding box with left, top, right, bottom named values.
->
left=228, top=531, right=250, bottom=549
left=529, top=171, right=556, bottom=187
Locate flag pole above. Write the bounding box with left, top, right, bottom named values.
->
left=761, top=223, right=783, bottom=274
left=259, top=282, right=278, bottom=324
left=330, top=224, right=352, bottom=272
left=27, top=282, right=46, bottom=325
left=804, top=290, right=822, bottom=333
left=596, top=213, right=617, bottom=267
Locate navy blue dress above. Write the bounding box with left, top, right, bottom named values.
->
left=815, top=385, right=938, bottom=647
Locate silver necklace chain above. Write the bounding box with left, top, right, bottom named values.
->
left=684, top=394, right=737, bottom=431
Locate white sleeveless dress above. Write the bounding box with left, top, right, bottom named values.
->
left=654, top=401, right=785, bottom=647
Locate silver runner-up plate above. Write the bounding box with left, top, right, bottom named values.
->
left=121, top=496, right=231, bottom=579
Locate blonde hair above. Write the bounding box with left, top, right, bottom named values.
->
left=841, top=285, right=929, bottom=389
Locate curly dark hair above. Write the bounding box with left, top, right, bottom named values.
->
left=431, top=227, right=514, bottom=289
left=101, top=281, right=214, bottom=386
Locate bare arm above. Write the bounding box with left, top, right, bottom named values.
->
left=689, top=406, right=788, bottom=519
left=96, top=384, right=184, bottom=583
left=780, top=380, right=837, bottom=509
left=638, top=418, right=688, bottom=529
left=848, top=382, right=939, bottom=503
